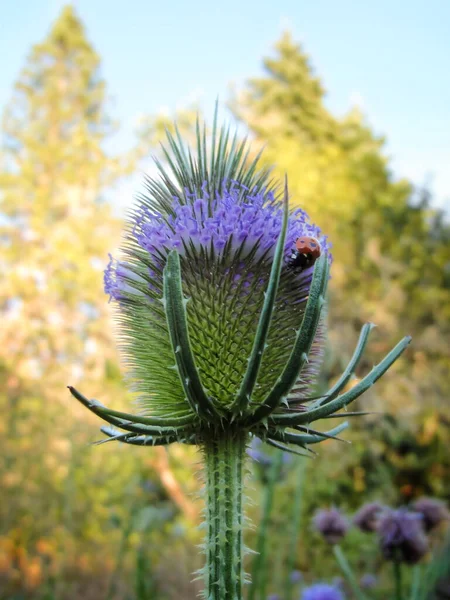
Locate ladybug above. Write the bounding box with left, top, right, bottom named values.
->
left=288, top=237, right=321, bottom=269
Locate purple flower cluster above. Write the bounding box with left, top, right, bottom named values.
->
left=412, top=497, right=450, bottom=532
left=247, top=436, right=274, bottom=467
left=105, top=181, right=331, bottom=302
left=247, top=437, right=292, bottom=484
left=353, top=502, right=385, bottom=533
left=301, top=583, right=345, bottom=600
left=377, top=508, right=428, bottom=564
left=359, top=573, right=377, bottom=590
left=313, top=508, right=350, bottom=544
left=290, top=570, right=303, bottom=584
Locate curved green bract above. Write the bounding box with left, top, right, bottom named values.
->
left=100, top=426, right=185, bottom=446
left=265, top=438, right=311, bottom=457
left=231, top=179, right=290, bottom=414
left=271, top=336, right=412, bottom=426
left=268, top=422, right=349, bottom=446
left=244, top=255, right=329, bottom=426
left=163, top=251, right=223, bottom=422
left=68, top=386, right=195, bottom=436
left=68, top=386, right=196, bottom=428
left=311, top=322, right=375, bottom=408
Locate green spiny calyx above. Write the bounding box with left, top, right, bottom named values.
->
left=69, top=112, right=411, bottom=600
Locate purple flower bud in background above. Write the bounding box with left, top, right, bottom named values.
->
left=247, top=437, right=273, bottom=467
left=301, top=583, right=345, bottom=600
left=331, top=577, right=344, bottom=589
left=377, top=508, right=428, bottom=564
left=411, top=497, right=450, bottom=533
left=267, top=595, right=280, bottom=600
left=359, top=573, right=377, bottom=589
left=353, top=502, right=385, bottom=533
left=290, top=570, right=303, bottom=584
left=313, top=507, right=350, bottom=544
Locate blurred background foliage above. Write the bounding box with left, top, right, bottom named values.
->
left=0, top=5, right=449, bottom=599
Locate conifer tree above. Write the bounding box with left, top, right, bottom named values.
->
left=230, top=31, right=450, bottom=421
left=0, top=8, right=138, bottom=576
left=0, top=5, right=126, bottom=400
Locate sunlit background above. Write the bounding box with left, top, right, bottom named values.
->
left=0, top=1, right=449, bottom=598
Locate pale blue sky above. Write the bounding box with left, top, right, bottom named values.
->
left=1, top=0, right=449, bottom=211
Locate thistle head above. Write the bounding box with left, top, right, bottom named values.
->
left=411, top=497, right=450, bottom=533
left=313, top=507, right=350, bottom=544
left=69, top=112, right=411, bottom=455
left=377, top=508, right=428, bottom=564
left=353, top=502, right=386, bottom=533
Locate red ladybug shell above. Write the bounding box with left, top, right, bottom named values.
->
left=295, top=237, right=321, bottom=259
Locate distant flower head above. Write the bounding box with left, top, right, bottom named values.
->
left=313, top=507, right=350, bottom=544
left=290, top=570, right=303, bottom=584
left=247, top=437, right=273, bottom=467
left=267, top=595, right=280, bottom=600
left=248, top=437, right=292, bottom=483
left=411, top=497, right=450, bottom=532
left=301, top=583, right=345, bottom=600
left=377, top=508, right=428, bottom=564
left=353, top=502, right=385, bottom=533
left=331, top=577, right=344, bottom=589
left=359, top=574, right=377, bottom=590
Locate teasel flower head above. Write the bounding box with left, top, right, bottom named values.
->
left=313, top=507, right=350, bottom=544
left=68, top=112, right=411, bottom=460
left=67, top=111, right=413, bottom=600
left=353, top=501, right=386, bottom=533
left=411, top=497, right=450, bottom=533
left=377, top=508, right=428, bottom=564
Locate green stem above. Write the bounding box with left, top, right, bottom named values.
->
left=204, top=431, right=247, bottom=600
left=409, top=565, right=422, bottom=600
left=394, top=559, right=403, bottom=600
left=248, top=452, right=283, bottom=600
left=284, top=458, right=306, bottom=600
left=333, top=545, right=370, bottom=600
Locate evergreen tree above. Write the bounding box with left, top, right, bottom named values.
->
left=0, top=5, right=126, bottom=399
left=230, top=31, right=450, bottom=422
left=0, top=7, right=142, bottom=588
